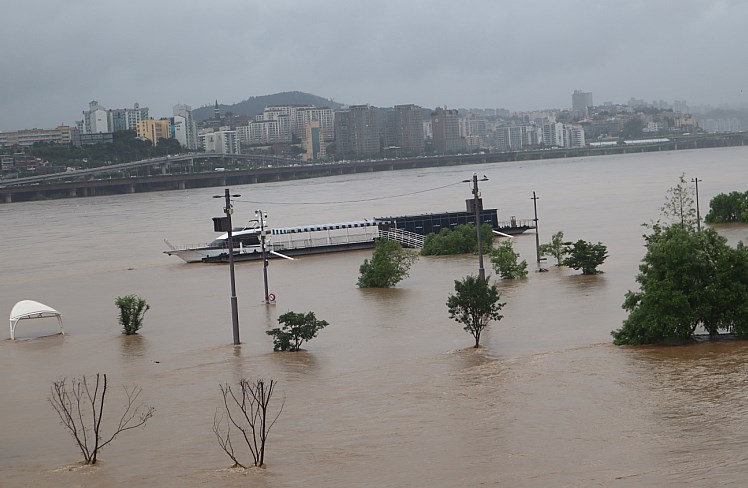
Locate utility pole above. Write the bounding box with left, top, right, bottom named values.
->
left=256, top=209, right=270, bottom=303
left=532, top=191, right=547, bottom=272
left=691, top=177, right=702, bottom=231
left=464, top=173, right=489, bottom=280
left=214, top=188, right=241, bottom=345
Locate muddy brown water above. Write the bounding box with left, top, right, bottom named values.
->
left=2, top=147, right=748, bottom=487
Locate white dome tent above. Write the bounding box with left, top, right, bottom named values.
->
left=9, top=300, right=64, bottom=340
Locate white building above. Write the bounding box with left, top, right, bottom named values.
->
left=542, top=122, right=565, bottom=147
left=173, top=104, right=198, bottom=150
left=199, top=129, right=239, bottom=154
left=82, top=101, right=109, bottom=134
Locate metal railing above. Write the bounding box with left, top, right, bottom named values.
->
left=379, top=228, right=425, bottom=248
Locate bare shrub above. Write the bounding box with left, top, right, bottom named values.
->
left=49, top=373, right=155, bottom=465
left=213, top=378, right=283, bottom=468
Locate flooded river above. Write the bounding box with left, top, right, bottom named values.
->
left=2, top=147, right=748, bottom=486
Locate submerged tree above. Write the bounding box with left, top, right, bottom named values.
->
left=115, top=295, right=150, bottom=335
left=266, top=311, right=328, bottom=351
left=446, top=275, right=505, bottom=348
left=357, top=238, right=418, bottom=288
left=539, top=230, right=566, bottom=266
left=49, top=373, right=155, bottom=465
left=214, top=378, right=283, bottom=468
left=562, top=240, right=608, bottom=275
left=420, top=223, right=494, bottom=256
left=490, top=240, right=528, bottom=279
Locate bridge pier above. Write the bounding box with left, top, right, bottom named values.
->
left=2, top=193, right=11, bottom=203
left=177, top=180, right=185, bottom=190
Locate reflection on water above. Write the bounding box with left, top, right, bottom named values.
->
left=119, top=333, right=148, bottom=360
left=2, top=147, right=748, bottom=486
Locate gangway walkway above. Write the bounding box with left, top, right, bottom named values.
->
left=379, top=228, right=425, bottom=248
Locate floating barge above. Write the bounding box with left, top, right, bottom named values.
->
left=200, top=200, right=535, bottom=263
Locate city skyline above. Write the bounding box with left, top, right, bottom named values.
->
left=3, top=1, right=748, bottom=132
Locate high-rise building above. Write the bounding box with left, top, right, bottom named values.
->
left=303, top=120, right=326, bottom=160
left=136, top=119, right=171, bottom=146
left=82, top=101, right=109, bottom=134
left=572, top=90, right=594, bottom=115
left=109, top=103, right=149, bottom=132
left=334, top=105, right=380, bottom=158
left=393, top=104, right=425, bottom=156
left=565, top=125, right=586, bottom=148
left=542, top=122, right=565, bottom=147
left=431, top=107, right=462, bottom=154
left=173, top=104, right=198, bottom=150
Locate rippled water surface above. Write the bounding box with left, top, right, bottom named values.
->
left=2, top=147, right=748, bottom=487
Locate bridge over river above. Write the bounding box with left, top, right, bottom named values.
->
left=1, top=133, right=744, bottom=203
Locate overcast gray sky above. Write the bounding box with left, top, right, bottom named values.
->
left=2, top=0, right=746, bottom=131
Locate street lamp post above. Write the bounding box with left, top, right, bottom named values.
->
left=256, top=209, right=270, bottom=303
left=214, top=188, right=241, bottom=345
left=691, top=177, right=702, bottom=231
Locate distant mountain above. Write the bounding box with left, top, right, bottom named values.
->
left=193, top=91, right=344, bottom=122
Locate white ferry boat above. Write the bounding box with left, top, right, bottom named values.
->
left=163, top=219, right=265, bottom=263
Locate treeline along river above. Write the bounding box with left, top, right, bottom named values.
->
left=2, top=147, right=748, bottom=486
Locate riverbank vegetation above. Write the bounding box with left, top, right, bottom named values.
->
left=357, top=238, right=418, bottom=288
left=490, top=240, right=528, bottom=279
left=420, top=224, right=493, bottom=256
left=705, top=190, right=748, bottom=223
left=613, top=176, right=748, bottom=345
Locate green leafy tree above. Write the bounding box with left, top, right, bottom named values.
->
left=612, top=225, right=748, bottom=345
left=115, top=295, right=150, bottom=335
left=539, top=230, right=566, bottom=266
left=266, top=311, right=329, bottom=351
left=562, top=240, right=608, bottom=275
left=446, top=275, right=505, bottom=348
left=490, top=240, right=528, bottom=279
left=358, top=238, right=418, bottom=288
left=705, top=190, right=748, bottom=223
left=421, top=224, right=493, bottom=256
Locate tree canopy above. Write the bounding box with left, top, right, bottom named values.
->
left=357, top=238, right=418, bottom=288
left=705, top=190, right=748, bottom=224
left=612, top=225, right=748, bottom=345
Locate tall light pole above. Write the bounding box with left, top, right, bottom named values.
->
left=464, top=173, right=489, bottom=280
left=214, top=188, right=241, bottom=345
left=691, top=177, right=702, bottom=231
left=531, top=191, right=547, bottom=272
left=255, top=209, right=270, bottom=303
